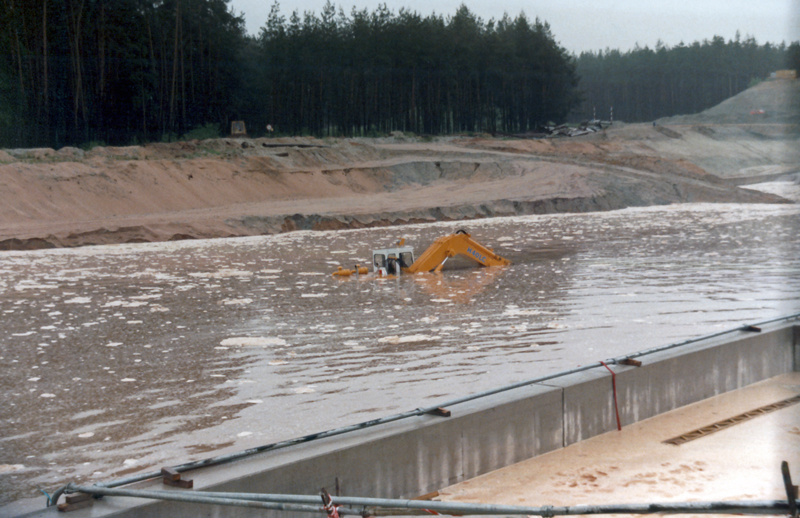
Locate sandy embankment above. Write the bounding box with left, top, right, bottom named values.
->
left=0, top=118, right=796, bottom=251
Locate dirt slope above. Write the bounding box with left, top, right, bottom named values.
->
left=657, top=79, right=800, bottom=125
left=0, top=127, right=793, bottom=250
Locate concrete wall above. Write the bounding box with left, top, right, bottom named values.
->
left=18, top=322, right=798, bottom=518
left=555, top=323, right=797, bottom=445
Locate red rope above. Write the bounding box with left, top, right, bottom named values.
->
left=321, top=491, right=340, bottom=518
left=600, top=361, right=622, bottom=431
left=324, top=502, right=340, bottom=518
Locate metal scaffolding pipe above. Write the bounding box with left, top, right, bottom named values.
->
left=62, top=485, right=359, bottom=516
left=63, top=484, right=799, bottom=516
left=58, top=312, right=800, bottom=494
left=366, top=501, right=798, bottom=516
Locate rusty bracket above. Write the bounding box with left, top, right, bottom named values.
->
left=618, top=358, right=642, bottom=367
left=58, top=493, right=93, bottom=512
left=426, top=407, right=451, bottom=417
left=782, top=461, right=798, bottom=518
left=162, top=466, right=193, bottom=488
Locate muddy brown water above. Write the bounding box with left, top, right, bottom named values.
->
left=1, top=201, right=799, bottom=508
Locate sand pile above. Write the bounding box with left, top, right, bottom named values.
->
left=657, top=79, right=800, bottom=124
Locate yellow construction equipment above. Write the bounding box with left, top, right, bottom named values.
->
left=404, top=230, right=510, bottom=273
left=368, top=230, right=509, bottom=276
left=331, top=265, right=369, bottom=277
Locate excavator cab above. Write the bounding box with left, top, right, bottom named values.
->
left=372, top=247, right=415, bottom=276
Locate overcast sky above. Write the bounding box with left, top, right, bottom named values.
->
left=228, top=0, right=799, bottom=53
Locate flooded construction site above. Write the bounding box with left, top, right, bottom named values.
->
left=1, top=200, right=800, bottom=508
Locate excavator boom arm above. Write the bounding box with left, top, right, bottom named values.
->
left=405, top=232, right=510, bottom=274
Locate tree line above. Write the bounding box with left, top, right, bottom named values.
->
left=571, top=37, right=797, bottom=123
left=1, top=0, right=798, bottom=148
left=1, top=0, right=244, bottom=148
left=247, top=3, right=579, bottom=137
left=1, top=0, right=579, bottom=147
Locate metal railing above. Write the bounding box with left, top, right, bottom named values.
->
left=58, top=482, right=800, bottom=516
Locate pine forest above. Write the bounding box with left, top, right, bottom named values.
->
left=1, top=0, right=798, bottom=148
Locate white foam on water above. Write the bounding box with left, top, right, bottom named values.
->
left=378, top=334, right=437, bottom=344
left=190, top=269, right=253, bottom=279
left=64, top=297, right=92, bottom=304
left=220, top=337, right=287, bottom=347
left=104, top=300, right=148, bottom=308
left=503, top=307, right=542, bottom=316
left=221, top=298, right=253, bottom=305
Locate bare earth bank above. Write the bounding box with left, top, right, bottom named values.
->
left=0, top=122, right=796, bottom=251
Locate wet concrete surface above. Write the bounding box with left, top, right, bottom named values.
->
left=1, top=202, right=799, bottom=507
left=440, top=372, right=800, bottom=511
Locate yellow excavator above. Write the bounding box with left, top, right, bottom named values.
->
left=332, top=230, right=509, bottom=277
left=333, top=230, right=511, bottom=277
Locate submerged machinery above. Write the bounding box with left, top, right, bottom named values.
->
left=332, top=230, right=510, bottom=277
